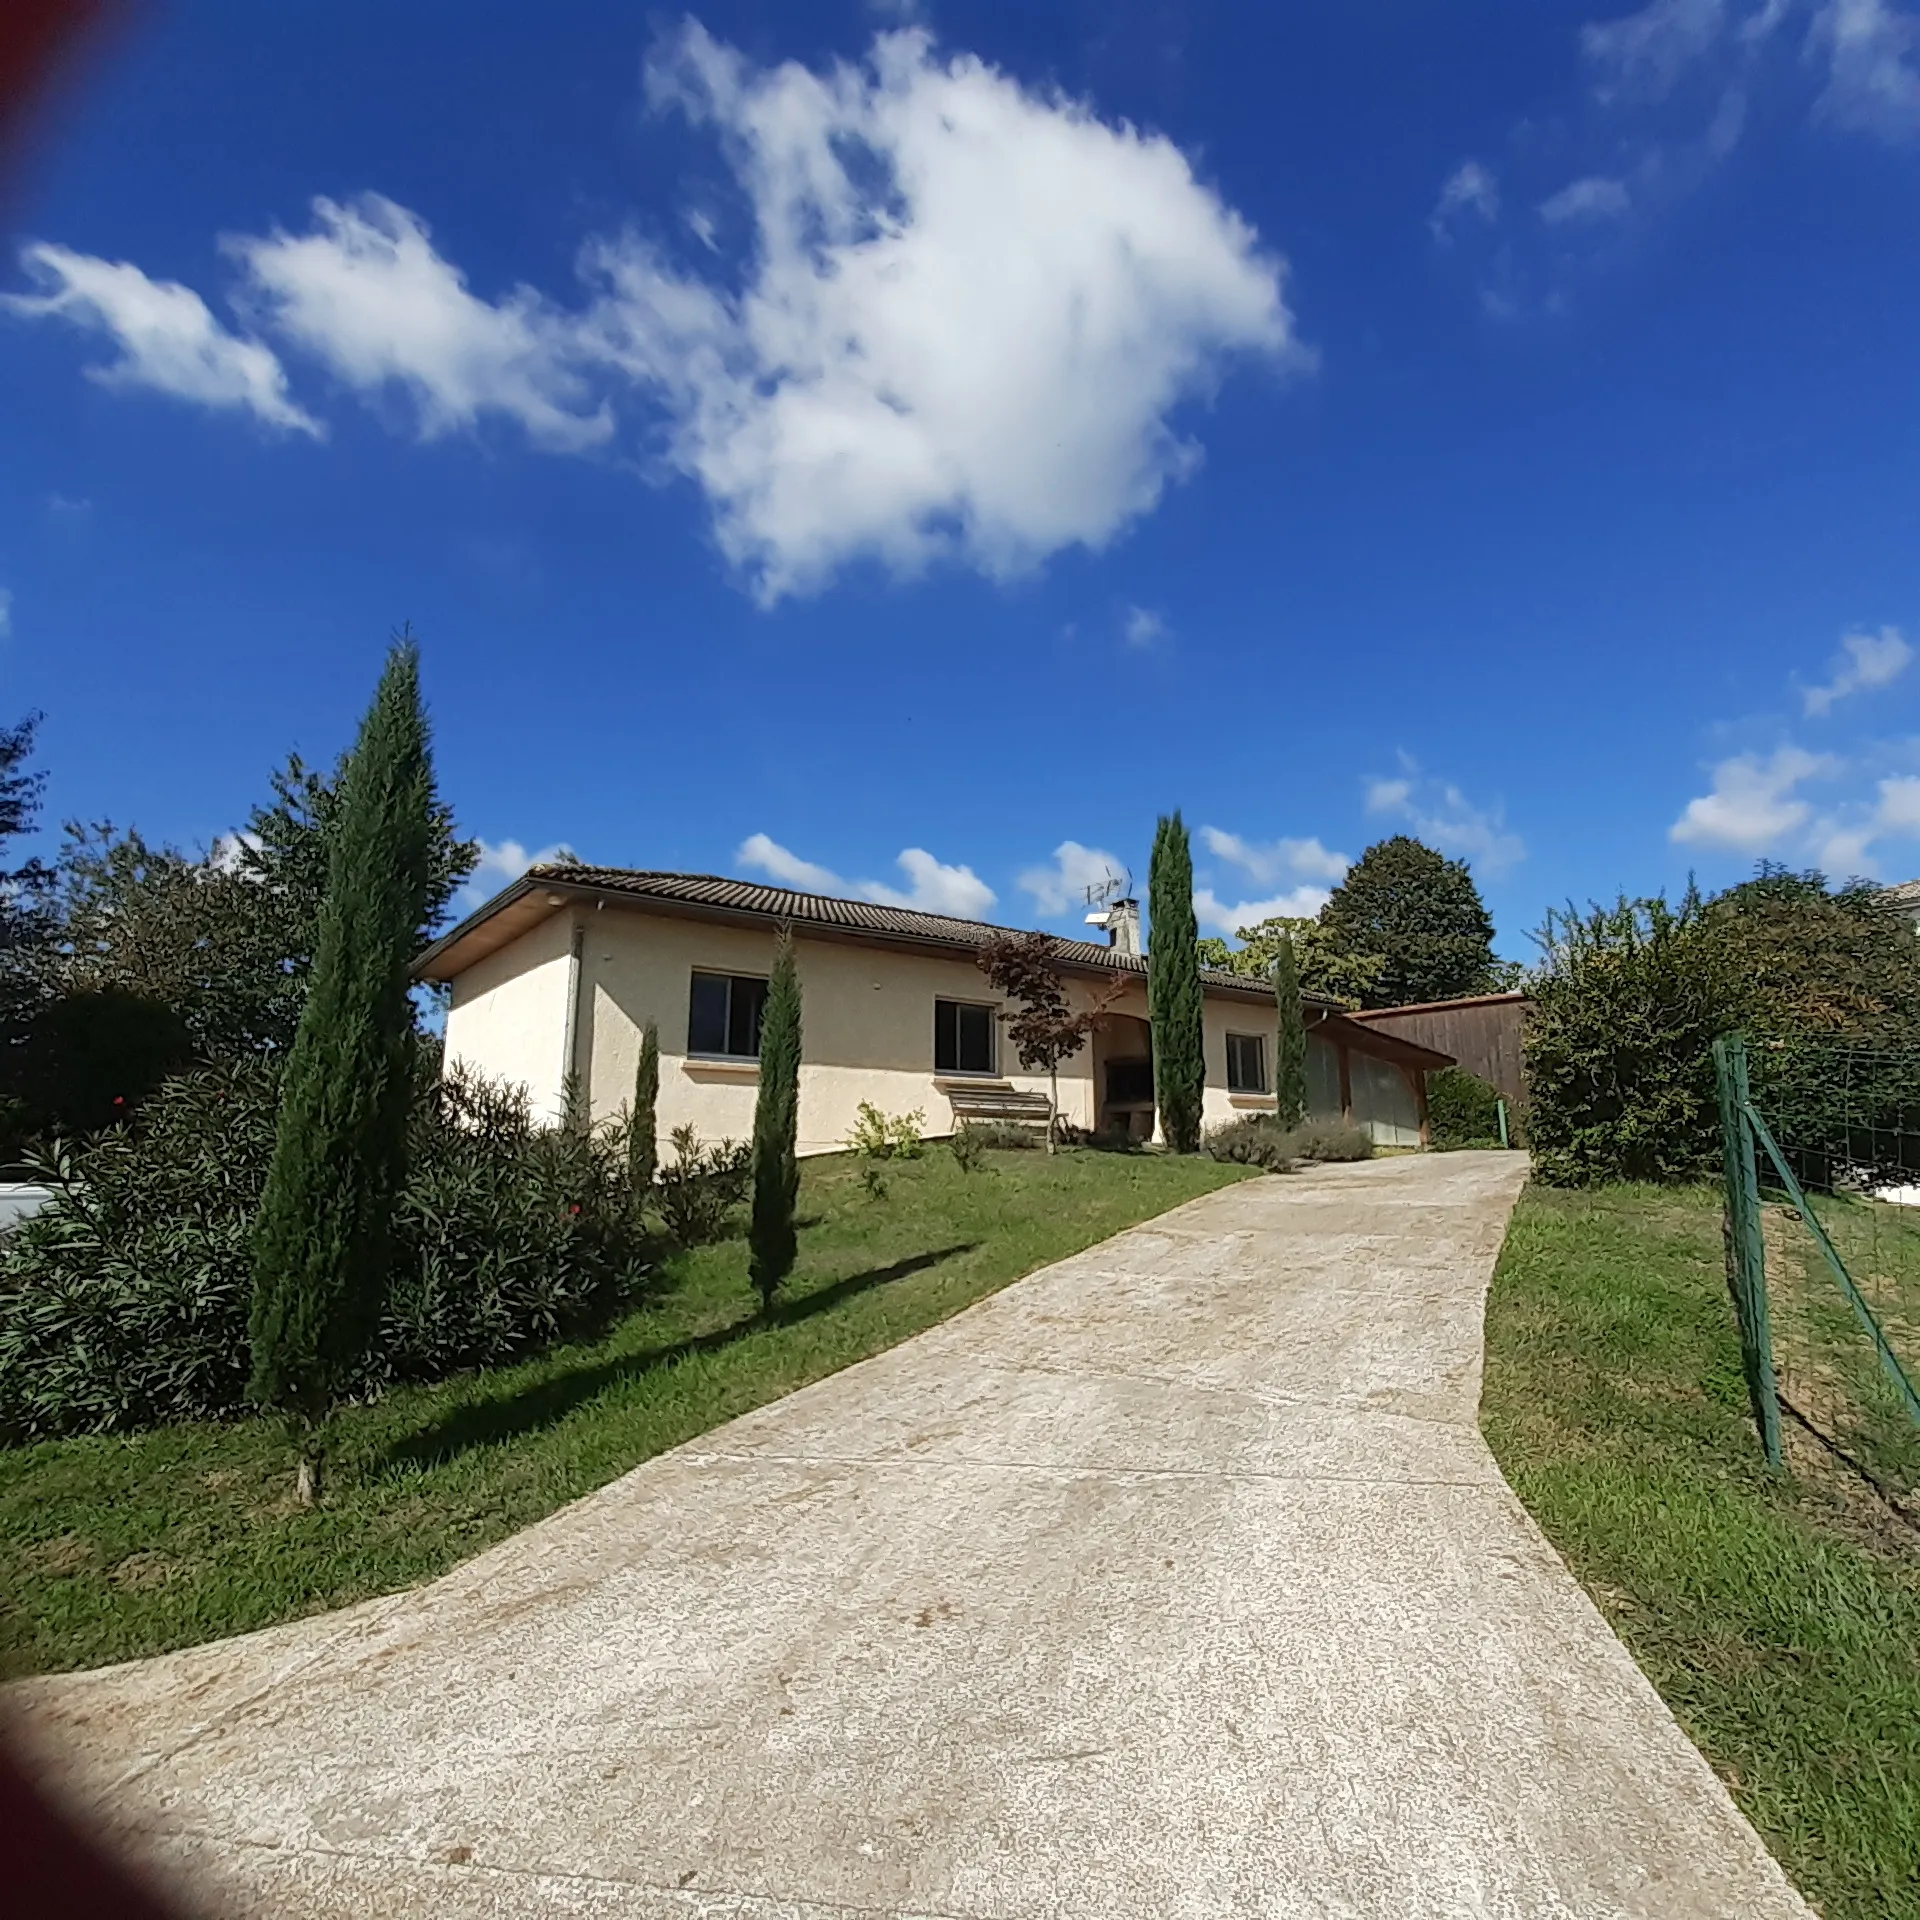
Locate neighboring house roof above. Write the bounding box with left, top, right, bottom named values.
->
left=415, top=864, right=1324, bottom=1006
left=1883, top=879, right=1920, bottom=915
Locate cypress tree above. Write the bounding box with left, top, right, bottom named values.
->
left=248, top=642, right=438, bottom=1501
left=1148, top=811, right=1205, bottom=1152
left=1273, top=930, right=1308, bottom=1129
left=629, top=1018, right=660, bottom=1197
left=748, top=927, right=802, bottom=1313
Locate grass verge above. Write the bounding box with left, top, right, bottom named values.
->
left=1, top=1147, right=1248, bottom=1679
left=1481, top=1182, right=1920, bottom=1920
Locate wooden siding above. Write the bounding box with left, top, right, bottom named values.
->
left=1350, top=994, right=1529, bottom=1106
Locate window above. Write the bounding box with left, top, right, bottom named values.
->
left=1226, top=1031, right=1268, bottom=1094
left=688, top=971, right=769, bottom=1058
left=935, top=998, right=997, bottom=1075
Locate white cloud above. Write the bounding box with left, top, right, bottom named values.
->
left=1429, top=160, right=1501, bottom=240
left=1815, top=0, right=1920, bottom=138
left=1539, top=175, right=1634, bottom=223
left=0, top=588, right=10, bottom=641
left=462, top=835, right=573, bottom=907
left=1802, top=624, right=1913, bottom=714
left=736, top=832, right=841, bottom=892
left=1192, top=884, right=1333, bottom=936
left=1669, top=744, right=1837, bottom=848
left=1199, top=825, right=1350, bottom=885
left=1122, top=604, right=1168, bottom=649
left=12, top=25, right=1302, bottom=605
left=737, top=833, right=996, bottom=918
left=1583, top=0, right=1731, bottom=103
left=570, top=22, right=1304, bottom=599
left=2, top=242, right=320, bottom=434
left=229, top=195, right=613, bottom=451
left=1018, top=839, right=1129, bottom=915
left=208, top=829, right=262, bottom=874
left=1365, top=761, right=1526, bottom=875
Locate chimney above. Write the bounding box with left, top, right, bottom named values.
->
left=1099, top=898, right=1141, bottom=956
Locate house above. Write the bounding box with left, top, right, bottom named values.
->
left=414, top=866, right=1454, bottom=1155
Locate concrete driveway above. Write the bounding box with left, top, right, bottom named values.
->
left=10, top=1152, right=1812, bottom=1919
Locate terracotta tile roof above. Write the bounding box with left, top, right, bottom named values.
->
left=1883, top=879, right=1920, bottom=913
left=511, top=864, right=1302, bottom=1002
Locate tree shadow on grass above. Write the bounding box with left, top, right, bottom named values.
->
left=382, top=1243, right=980, bottom=1474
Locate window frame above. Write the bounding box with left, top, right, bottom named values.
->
left=934, top=996, right=1000, bottom=1078
left=687, top=969, right=771, bottom=1061
left=1225, top=1030, right=1269, bottom=1095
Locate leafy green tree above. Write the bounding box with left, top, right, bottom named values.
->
left=1149, top=811, right=1205, bottom=1152
left=1200, top=913, right=1386, bottom=1009
left=1272, top=930, right=1308, bottom=1129
left=629, top=1019, right=660, bottom=1196
left=1321, top=836, right=1497, bottom=1008
left=249, top=644, right=441, bottom=1499
left=748, top=928, right=802, bottom=1313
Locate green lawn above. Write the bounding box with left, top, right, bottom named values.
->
left=0, top=1146, right=1249, bottom=1679
left=1482, top=1182, right=1920, bottom=1920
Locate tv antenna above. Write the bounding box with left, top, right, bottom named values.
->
left=1083, top=866, right=1133, bottom=910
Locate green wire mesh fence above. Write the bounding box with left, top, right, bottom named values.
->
left=1715, top=1034, right=1920, bottom=1501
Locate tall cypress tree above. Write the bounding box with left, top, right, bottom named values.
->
left=249, top=642, right=437, bottom=1501
left=748, top=927, right=802, bottom=1313
left=1272, top=930, right=1308, bottom=1130
left=629, top=1018, right=660, bottom=1198
left=1148, top=811, right=1205, bottom=1152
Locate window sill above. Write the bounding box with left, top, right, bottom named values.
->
left=1228, top=1092, right=1276, bottom=1108
left=683, top=1056, right=760, bottom=1079
left=933, top=1074, right=1008, bottom=1088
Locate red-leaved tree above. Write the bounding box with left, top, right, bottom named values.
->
left=977, top=931, right=1122, bottom=1152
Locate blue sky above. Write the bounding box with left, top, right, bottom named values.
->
left=4, top=0, right=1920, bottom=959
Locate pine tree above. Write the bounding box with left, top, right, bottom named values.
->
left=748, top=928, right=802, bottom=1313
left=1148, top=811, right=1205, bottom=1152
left=248, top=642, right=438, bottom=1501
left=629, top=1018, right=660, bottom=1196
left=1272, top=930, right=1308, bottom=1129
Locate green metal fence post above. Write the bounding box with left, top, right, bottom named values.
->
left=1496, top=1098, right=1510, bottom=1149
left=1714, top=1034, right=1783, bottom=1468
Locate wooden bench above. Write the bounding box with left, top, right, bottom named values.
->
left=943, top=1083, right=1054, bottom=1134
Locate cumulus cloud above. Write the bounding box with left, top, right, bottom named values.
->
left=1815, top=0, right=1920, bottom=137
left=461, top=835, right=575, bottom=907
left=1199, top=825, right=1350, bottom=885
left=738, top=833, right=996, bottom=918
left=1429, top=160, right=1501, bottom=240
left=1802, top=624, right=1912, bottom=714
left=230, top=196, right=613, bottom=451
left=1365, top=761, right=1525, bottom=875
left=1192, top=884, right=1334, bottom=936
left=1669, top=744, right=1837, bottom=848
left=1018, top=840, right=1130, bottom=916
left=1539, top=175, right=1634, bottom=223
left=8, top=23, right=1302, bottom=606
left=2, top=242, right=320, bottom=434
left=208, top=829, right=263, bottom=874
left=585, top=22, right=1303, bottom=600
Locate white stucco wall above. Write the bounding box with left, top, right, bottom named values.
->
left=441, top=907, right=578, bottom=1123
left=442, top=901, right=1293, bottom=1155
left=578, top=908, right=1113, bottom=1156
